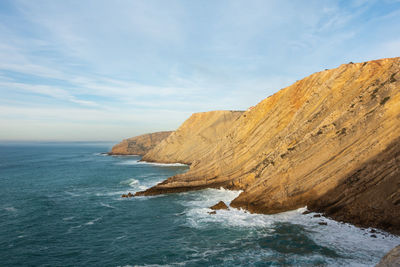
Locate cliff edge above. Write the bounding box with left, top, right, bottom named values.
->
left=109, top=131, right=172, bottom=156
left=142, top=110, right=243, bottom=164
left=136, top=57, right=400, bottom=234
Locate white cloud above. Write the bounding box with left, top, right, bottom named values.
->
left=1, top=0, right=399, bottom=140
left=0, top=81, right=99, bottom=107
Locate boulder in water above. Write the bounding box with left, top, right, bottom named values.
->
left=210, top=201, right=228, bottom=210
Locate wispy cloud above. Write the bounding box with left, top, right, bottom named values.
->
left=0, top=0, right=399, bottom=140
left=0, top=81, right=99, bottom=107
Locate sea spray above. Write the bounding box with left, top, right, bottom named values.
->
left=181, top=188, right=400, bottom=266
left=116, top=159, right=187, bottom=167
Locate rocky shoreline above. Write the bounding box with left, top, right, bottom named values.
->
left=114, top=57, right=400, bottom=237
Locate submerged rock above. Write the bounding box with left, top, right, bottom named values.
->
left=210, top=201, right=228, bottom=210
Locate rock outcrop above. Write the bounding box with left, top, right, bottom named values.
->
left=210, top=201, right=229, bottom=210
left=136, top=57, right=400, bottom=234
left=109, top=131, right=172, bottom=156
left=142, top=110, right=243, bottom=164
left=376, top=245, right=400, bottom=267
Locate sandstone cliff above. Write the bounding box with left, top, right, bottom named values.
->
left=109, top=131, right=172, bottom=155
left=141, top=110, right=244, bottom=164
left=136, top=57, right=400, bottom=234
left=376, top=245, right=400, bottom=267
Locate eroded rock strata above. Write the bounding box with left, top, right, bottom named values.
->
left=136, top=57, right=400, bottom=234
left=309, top=137, right=400, bottom=233
left=376, top=245, right=400, bottom=267
left=109, top=131, right=172, bottom=155
left=142, top=110, right=243, bottom=164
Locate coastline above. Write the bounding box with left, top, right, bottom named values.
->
left=127, top=58, right=400, bottom=236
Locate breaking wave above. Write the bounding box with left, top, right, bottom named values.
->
left=116, top=159, right=187, bottom=167
left=181, top=188, right=400, bottom=266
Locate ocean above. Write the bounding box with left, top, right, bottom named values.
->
left=0, top=142, right=398, bottom=266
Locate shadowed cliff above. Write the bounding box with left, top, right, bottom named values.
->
left=109, top=131, right=172, bottom=156
left=136, top=57, right=400, bottom=234
left=308, top=136, right=400, bottom=234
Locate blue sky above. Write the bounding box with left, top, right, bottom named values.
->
left=0, top=0, right=399, bottom=141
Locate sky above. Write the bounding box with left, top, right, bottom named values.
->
left=0, top=0, right=399, bottom=141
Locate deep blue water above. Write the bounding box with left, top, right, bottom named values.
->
left=0, top=142, right=399, bottom=266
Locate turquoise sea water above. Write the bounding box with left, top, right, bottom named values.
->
left=0, top=142, right=399, bottom=266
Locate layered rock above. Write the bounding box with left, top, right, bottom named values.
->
left=136, top=57, right=400, bottom=234
left=376, top=245, right=400, bottom=267
left=109, top=131, right=172, bottom=156
left=142, top=110, right=243, bottom=164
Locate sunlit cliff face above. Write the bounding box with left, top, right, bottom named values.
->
left=109, top=131, right=172, bottom=156
left=137, top=57, right=400, bottom=234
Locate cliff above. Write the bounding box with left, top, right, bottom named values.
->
left=136, top=57, right=400, bottom=234
left=141, top=110, right=244, bottom=164
left=376, top=245, right=400, bottom=267
left=109, top=131, right=172, bottom=156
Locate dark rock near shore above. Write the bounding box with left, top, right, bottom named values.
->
left=122, top=192, right=134, bottom=198
left=210, top=201, right=228, bottom=210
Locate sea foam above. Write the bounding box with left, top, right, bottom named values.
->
left=85, top=217, right=101, bottom=225
left=95, top=190, right=128, bottom=197
left=116, top=159, right=187, bottom=167
left=182, top=188, right=400, bottom=266
left=4, top=207, right=17, bottom=212
left=120, top=178, right=140, bottom=187
left=100, top=202, right=116, bottom=209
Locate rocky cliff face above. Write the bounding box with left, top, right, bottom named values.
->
left=142, top=110, right=244, bottom=164
left=136, top=57, right=400, bottom=234
left=376, top=245, right=400, bottom=267
left=109, top=131, right=172, bottom=155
